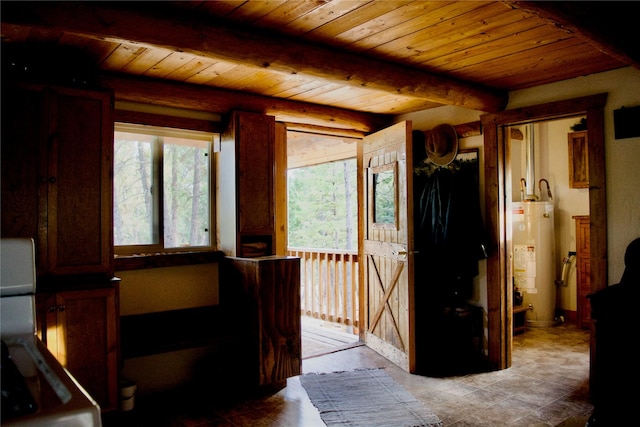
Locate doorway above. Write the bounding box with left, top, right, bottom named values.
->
left=480, top=94, right=608, bottom=378
left=506, top=118, right=589, bottom=331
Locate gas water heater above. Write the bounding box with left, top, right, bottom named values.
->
left=512, top=201, right=559, bottom=327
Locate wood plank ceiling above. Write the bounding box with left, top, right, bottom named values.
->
left=2, top=1, right=638, bottom=134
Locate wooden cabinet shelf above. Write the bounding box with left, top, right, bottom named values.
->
left=513, top=305, right=531, bottom=335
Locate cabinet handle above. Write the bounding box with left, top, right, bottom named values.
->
left=58, top=305, right=66, bottom=312
left=48, top=305, right=57, bottom=313
left=48, top=176, right=57, bottom=184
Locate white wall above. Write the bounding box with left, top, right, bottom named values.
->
left=117, top=263, right=219, bottom=394
left=118, top=264, right=219, bottom=316
left=398, top=66, right=640, bottom=315
left=508, top=66, right=640, bottom=284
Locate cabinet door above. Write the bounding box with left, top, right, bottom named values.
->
left=227, top=257, right=301, bottom=388
left=1, top=84, right=114, bottom=277
left=575, top=216, right=591, bottom=329
left=577, top=257, right=592, bottom=328
left=257, top=258, right=301, bottom=386
left=46, top=87, right=114, bottom=276
left=1, top=86, right=46, bottom=252
left=35, top=293, right=57, bottom=349
left=218, top=111, right=276, bottom=257
left=46, top=288, right=119, bottom=412
left=568, top=131, right=588, bottom=189
left=237, top=111, right=275, bottom=235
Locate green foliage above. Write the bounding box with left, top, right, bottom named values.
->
left=113, top=133, right=211, bottom=248
left=288, top=159, right=357, bottom=250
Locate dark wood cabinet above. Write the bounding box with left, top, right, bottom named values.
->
left=1, top=83, right=114, bottom=277
left=224, top=256, right=301, bottom=390
left=3, top=81, right=119, bottom=412
left=217, top=111, right=275, bottom=257
left=574, top=215, right=591, bottom=329
left=568, top=131, right=588, bottom=189
left=37, top=283, right=120, bottom=412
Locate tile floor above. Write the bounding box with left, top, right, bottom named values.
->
left=103, top=322, right=592, bottom=426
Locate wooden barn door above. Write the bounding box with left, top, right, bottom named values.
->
left=359, top=121, right=416, bottom=373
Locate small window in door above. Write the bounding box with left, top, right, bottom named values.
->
left=372, top=162, right=397, bottom=229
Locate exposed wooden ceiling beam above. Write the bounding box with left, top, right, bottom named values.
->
left=99, top=73, right=392, bottom=133
left=284, top=123, right=365, bottom=140
left=1, top=1, right=509, bottom=113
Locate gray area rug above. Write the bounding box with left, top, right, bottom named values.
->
left=300, top=368, right=443, bottom=427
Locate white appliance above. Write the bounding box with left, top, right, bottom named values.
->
left=512, top=201, right=559, bottom=327
left=1, top=238, right=102, bottom=426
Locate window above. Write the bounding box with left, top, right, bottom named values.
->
left=114, top=122, right=218, bottom=255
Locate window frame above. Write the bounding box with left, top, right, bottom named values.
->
left=113, top=110, right=222, bottom=256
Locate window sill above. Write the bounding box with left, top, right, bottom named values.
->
left=115, top=250, right=225, bottom=271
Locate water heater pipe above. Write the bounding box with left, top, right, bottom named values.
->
left=555, top=253, right=575, bottom=286
left=525, top=124, right=537, bottom=199
left=538, top=178, right=553, bottom=201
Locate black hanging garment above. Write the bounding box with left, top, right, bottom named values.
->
left=413, top=164, right=488, bottom=376
left=416, top=166, right=487, bottom=305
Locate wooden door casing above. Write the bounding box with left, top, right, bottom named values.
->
left=359, top=121, right=415, bottom=373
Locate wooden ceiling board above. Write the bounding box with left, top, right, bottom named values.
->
left=289, top=79, right=353, bottom=99
left=268, top=78, right=335, bottom=99
left=225, top=0, right=291, bottom=23
left=164, top=58, right=215, bottom=82
left=257, top=0, right=353, bottom=29
left=143, top=51, right=197, bottom=79
left=102, top=44, right=149, bottom=72
left=258, top=74, right=322, bottom=98
left=437, top=24, right=577, bottom=74
left=421, top=18, right=551, bottom=69
left=232, top=68, right=293, bottom=93
left=286, top=130, right=358, bottom=169
left=406, top=14, right=545, bottom=65
left=298, top=0, right=414, bottom=42
left=270, top=0, right=370, bottom=38
left=486, top=52, right=625, bottom=91
left=124, top=48, right=180, bottom=75
left=204, top=64, right=268, bottom=89
left=2, top=1, right=637, bottom=132
left=187, top=61, right=242, bottom=85
left=370, top=3, right=529, bottom=65
left=323, top=1, right=450, bottom=47
left=461, top=37, right=609, bottom=84
left=184, top=1, right=244, bottom=17
left=345, top=2, right=507, bottom=54
left=82, top=38, right=120, bottom=66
